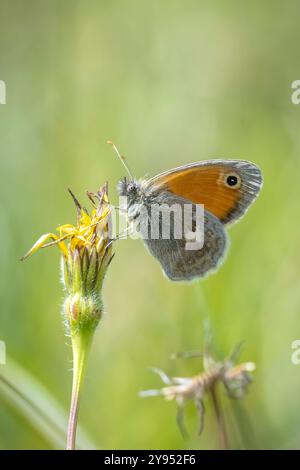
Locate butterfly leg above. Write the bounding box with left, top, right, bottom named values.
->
left=113, top=205, right=127, bottom=214
left=111, top=226, right=135, bottom=242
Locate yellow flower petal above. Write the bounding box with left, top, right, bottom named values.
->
left=21, top=233, right=60, bottom=260
left=22, top=186, right=111, bottom=262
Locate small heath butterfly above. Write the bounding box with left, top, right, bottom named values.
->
left=110, top=143, right=263, bottom=281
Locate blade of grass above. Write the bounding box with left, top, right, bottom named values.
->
left=0, top=356, right=98, bottom=449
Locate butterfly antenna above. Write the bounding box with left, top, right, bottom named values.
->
left=107, top=140, right=134, bottom=179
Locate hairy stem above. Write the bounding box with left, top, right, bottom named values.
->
left=67, top=330, right=93, bottom=450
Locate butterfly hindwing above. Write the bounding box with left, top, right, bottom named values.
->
left=138, top=190, right=228, bottom=281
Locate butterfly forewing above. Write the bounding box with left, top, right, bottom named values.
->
left=145, top=160, right=262, bottom=225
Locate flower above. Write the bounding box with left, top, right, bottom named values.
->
left=22, top=184, right=114, bottom=335
left=22, top=184, right=114, bottom=449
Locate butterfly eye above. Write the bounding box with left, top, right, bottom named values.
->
left=224, top=172, right=241, bottom=189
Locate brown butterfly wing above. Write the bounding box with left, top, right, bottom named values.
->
left=145, top=160, right=262, bottom=224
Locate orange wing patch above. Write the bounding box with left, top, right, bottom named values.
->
left=151, top=165, right=241, bottom=222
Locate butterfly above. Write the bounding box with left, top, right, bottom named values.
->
left=110, top=143, right=263, bottom=281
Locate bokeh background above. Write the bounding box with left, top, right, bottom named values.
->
left=1, top=0, right=300, bottom=450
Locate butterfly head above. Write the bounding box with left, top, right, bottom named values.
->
left=117, top=177, right=143, bottom=203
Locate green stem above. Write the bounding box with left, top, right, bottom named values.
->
left=210, top=385, right=228, bottom=450
left=67, top=330, right=93, bottom=450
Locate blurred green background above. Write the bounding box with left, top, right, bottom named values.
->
left=1, top=0, right=300, bottom=450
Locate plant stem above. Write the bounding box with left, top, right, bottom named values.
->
left=67, top=330, right=93, bottom=450
left=210, top=385, right=228, bottom=450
